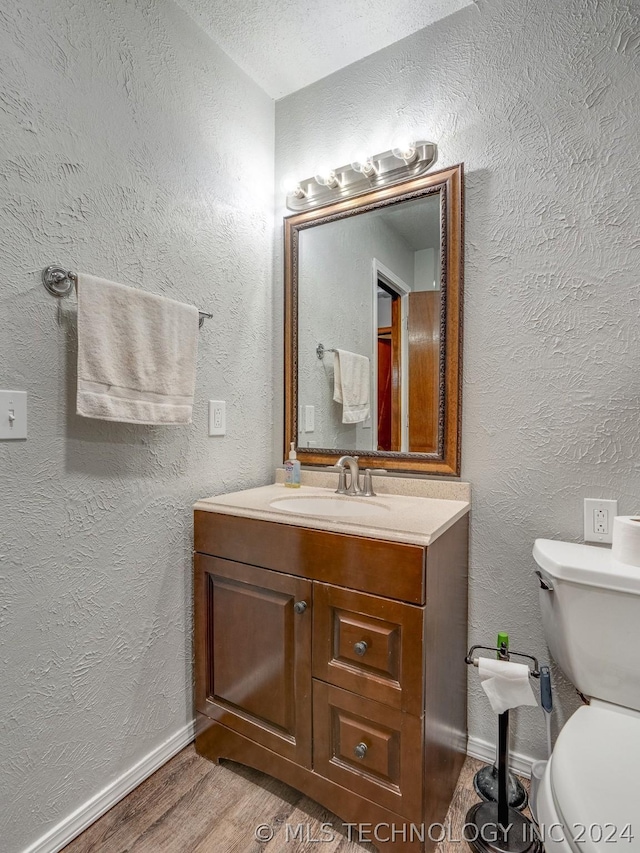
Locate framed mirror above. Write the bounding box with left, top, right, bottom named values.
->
left=284, top=163, right=463, bottom=476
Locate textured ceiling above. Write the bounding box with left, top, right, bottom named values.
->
left=172, top=0, right=474, bottom=99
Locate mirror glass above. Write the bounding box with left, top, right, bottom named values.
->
left=298, top=193, right=441, bottom=454
left=284, top=165, right=463, bottom=476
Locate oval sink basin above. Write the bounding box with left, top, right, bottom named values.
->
left=269, top=495, right=390, bottom=518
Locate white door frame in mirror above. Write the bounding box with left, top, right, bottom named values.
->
left=371, top=259, right=410, bottom=452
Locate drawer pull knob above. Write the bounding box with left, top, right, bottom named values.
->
left=293, top=600, right=307, bottom=614
left=354, top=742, right=368, bottom=759
left=353, top=641, right=368, bottom=656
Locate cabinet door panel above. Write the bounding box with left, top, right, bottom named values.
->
left=194, top=554, right=312, bottom=766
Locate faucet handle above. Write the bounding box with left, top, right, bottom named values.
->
left=327, top=463, right=348, bottom=494
left=362, top=468, right=387, bottom=497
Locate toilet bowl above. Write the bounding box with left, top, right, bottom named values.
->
left=535, top=702, right=640, bottom=853
left=533, top=539, right=640, bottom=852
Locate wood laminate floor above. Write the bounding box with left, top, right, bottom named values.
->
left=62, top=746, right=528, bottom=853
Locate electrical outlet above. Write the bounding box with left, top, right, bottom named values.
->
left=208, top=400, right=226, bottom=436
left=584, top=498, right=618, bottom=544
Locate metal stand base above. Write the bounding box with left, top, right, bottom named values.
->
left=465, top=802, right=541, bottom=853
left=474, top=764, right=528, bottom=810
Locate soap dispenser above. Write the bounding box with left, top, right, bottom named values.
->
left=284, top=442, right=301, bottom=488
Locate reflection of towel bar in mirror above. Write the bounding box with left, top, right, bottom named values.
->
left=42, top=265, right=213, bottom=328
left=316, top=343, right=337, bottom=360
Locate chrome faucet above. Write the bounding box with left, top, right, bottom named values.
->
left=335, top=455, right=361, bottom=495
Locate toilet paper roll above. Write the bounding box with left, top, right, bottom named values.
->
left=478, top=658, right=538, bottom=715
left=612, top=516, right=640, bottom=568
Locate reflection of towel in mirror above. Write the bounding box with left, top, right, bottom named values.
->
left=333, top=349, right=370, bottom=424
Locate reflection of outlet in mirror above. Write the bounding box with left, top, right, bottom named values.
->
left=208, top=400, right=226, bottom=436
left=0, top=390, right=27, bottom=440
left=584, top=498, right=618, bottom=544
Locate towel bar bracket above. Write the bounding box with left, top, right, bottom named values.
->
left=317, top=342, right=337, bottom=360
left=43, top=266, right=77, bottom=298
left=42, top=264, right=213, bottom=327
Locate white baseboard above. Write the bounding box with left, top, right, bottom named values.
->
left=467, top=735, right=535, bottom=779
left=22, top=720, right=196, bottom=853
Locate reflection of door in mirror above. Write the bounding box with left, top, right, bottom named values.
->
left=371, top=205, right=441, bottom=455
left=376, top=286, right=440, bottom=453
left=376, top=283, right=400, bottom=451
left=377, top=280, right=440, bottom=453
left=408, top=290, right=440, bottom=452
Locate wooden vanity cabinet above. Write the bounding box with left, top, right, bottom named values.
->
left=194, top=510, right=468, bottom=853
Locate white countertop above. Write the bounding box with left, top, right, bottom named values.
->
left=194, top=473, right=470, bottom=547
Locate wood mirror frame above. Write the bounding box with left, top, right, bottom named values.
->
left=284, top=163, right=463, bottom=476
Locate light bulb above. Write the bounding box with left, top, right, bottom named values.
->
left=350, top=156, right=378, bottom=178
left=391, top=140, right=418, bottom=164
left=314, top=170, right=340, bottom=189
left=281, top=175, right=306, bottom=199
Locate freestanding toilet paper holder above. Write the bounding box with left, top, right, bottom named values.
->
left=464, top=642, right=542, bottom=853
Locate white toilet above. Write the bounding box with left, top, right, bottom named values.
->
left=533, top=539, right=640, bottom=853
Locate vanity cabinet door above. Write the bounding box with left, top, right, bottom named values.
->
left=194, top=554, right=312, bottom=767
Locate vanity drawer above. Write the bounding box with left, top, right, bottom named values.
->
left=313, top=682, right=423, bottom=821
left=195, top=511, right=426, bottom=603
left=313, top=583, right=424, bottom=715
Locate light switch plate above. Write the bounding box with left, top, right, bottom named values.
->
left=584, top=498, right=618, bottom=544
left=0, top=390, right=27, bottom=440
left=304, top=405, right=315, bottom=433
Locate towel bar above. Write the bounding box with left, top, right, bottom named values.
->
left=43, top=266, right=213, bottom=328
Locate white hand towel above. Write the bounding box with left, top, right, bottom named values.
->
left=333, top=349, right=370, bottom=424
left=77, top=274, right=200, bottom=425
left=478, top=658, right=538, bottom=715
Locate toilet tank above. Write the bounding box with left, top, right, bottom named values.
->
left=533, top=539, right=640, bottom=712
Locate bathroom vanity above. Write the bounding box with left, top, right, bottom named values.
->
left=193, top=474, right=469, bottom=852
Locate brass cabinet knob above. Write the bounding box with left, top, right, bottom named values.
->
left=353, top=641, right=368, bottom=656
left=293, top=600, right=307, bottom=614
left=354, top=742, right=368, bottom=759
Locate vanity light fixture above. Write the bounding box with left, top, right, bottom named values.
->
left=285, top=140, right=437, bottom=211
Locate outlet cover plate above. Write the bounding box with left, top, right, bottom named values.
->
left=208, top=400, right=226, bottom=436
left=584, top=498, right=618, bottom=544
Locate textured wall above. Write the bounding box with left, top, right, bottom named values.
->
left=275, top=0, right=640, bottom=759
left=171, top=0, right=473, bottom=98
left=0, top=2, right=274, bottom=851
left=298, top=213, right=415, bottom=450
